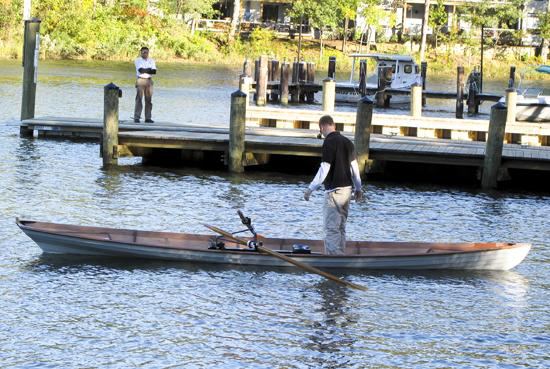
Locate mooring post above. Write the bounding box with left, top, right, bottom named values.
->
left=322, top=78, right=336, bottom=113
left=102, top=83, right=121, bottom=167
left=467, top=79, right=478, bottom=116
left=229, top=90, right=247, bottom=173
left=271, top=59, right=280, bottom=102
left=505, top=87, right=517, bottom=125
left=508, top=66, right=516, bottom=89
left=411, top=83, right=423, bottom=118
left=359, top=59, right=367, bottom=97
left=239, top=75, right=252, bottom=105
left=280, top=62, right=290, bottom=106
left=253, top=59, right=259, bottom=102
left=243, top=58, right=252, bottom=77
left=21, top=18, right=41, bottom=123
left=328, top=56, right=336, bottom=79
left=420, top=61, right=427, bottom=106
left=456, top=66, right=464, bottom=119
left=298, top=61, right=307, bottom=102
left=306, top=62, right=315, bottom=103
left=481, top=102, right=507, bottom=189
left=376, top=66, right=392, bottom=108
left=256, top=55, right=268, bottom=106
left=291, top=60, right=299, bottom=103
left=355, top=96, right=374, bottom=176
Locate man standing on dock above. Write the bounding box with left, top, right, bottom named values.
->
left=304, top=115, right=363, bottom=255
left=133, top=47, right=156, bottom=123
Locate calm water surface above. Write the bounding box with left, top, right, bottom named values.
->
left=0, top=60, right=548, bottom=368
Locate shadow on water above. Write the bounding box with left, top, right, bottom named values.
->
left=304, top=280, right=359, bottom=368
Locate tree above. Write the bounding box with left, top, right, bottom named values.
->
left=538, top=2, right=550, bottom=61
left=337, top=0, right=359, bottom=52
left=288, top=0, right=339, bottom=58
left=228, top=0, right=241, bottom=42
left=428, top=0, right=447, bottom=54
left=358, top=0, right=387, bottom=53
left=419, top=0, right=430, bottom=61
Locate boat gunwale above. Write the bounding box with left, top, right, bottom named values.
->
left=16, top=219, right=531, bottom=260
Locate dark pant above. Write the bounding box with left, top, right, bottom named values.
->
left=134, top=78, right=153, bottom=120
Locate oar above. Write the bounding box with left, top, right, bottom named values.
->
left=204, top=224, right=367, bottom=291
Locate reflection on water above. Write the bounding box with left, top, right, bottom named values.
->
left=0, top=59, right=548, bottom=368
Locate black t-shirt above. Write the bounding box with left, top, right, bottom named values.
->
left=321, top=131, right=356, bottom=190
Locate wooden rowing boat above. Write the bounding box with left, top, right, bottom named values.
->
left=16, top=218, right=531, bottom=271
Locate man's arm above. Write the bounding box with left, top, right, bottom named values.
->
left=304, top=162, right=330, bottom=201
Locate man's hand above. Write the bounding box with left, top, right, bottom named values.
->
left=304, top=188, right=313, bottom=201
left=354, top=190, right=364, bottom=203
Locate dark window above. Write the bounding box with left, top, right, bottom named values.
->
left=404, top=65, right=412, bottom=74
left=415, top=65, right=419, bottom=74
left=262, top=4, right=279, bottom=22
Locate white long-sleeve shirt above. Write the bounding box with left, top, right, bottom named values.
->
left=308, top=160, right=362, bottom=192
left=135, top=57, right=157, bottom=79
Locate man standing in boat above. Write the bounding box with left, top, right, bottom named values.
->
left=304, top=115, right=363, bottom=255
left=133, top=46, right=156, bottom=123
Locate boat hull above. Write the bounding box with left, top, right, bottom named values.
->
left=20, top=226, right=531, bottom=271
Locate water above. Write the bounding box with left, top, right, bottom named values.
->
left=0, top=60, right=549, bottom=368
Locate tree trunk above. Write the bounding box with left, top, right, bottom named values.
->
left=366, top=27, right=372, bottom=53
left=320, top=29, right=324, bottom=59
left=419, top=0, right=430, bottom=62
left=542, top=38, right=549, bottom=62
left=229, top=0, right=241, bottom=41
left=342, top=17, right=349, bottom=52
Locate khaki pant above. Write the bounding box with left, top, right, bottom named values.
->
left=134, top=78, right=153, bottom=120
left=323, top=187, right=352, bottom=255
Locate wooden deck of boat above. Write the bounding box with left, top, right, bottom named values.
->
left=20, top=116, right=550, bottom=171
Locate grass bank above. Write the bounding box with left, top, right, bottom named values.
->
left=1, top=29, right=549, bottom=83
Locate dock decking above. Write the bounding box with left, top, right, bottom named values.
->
left=20, top=117, right=550, bottom=171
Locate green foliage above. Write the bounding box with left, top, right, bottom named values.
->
left=288, top=0, right=339, bottom=30
left=0, top=0, right=222, bottom=60
left=539, top=11, right=550, bottom=40
left=158, top=0, right=218, bottom=19
left=359, top=0, right=386, bottom=34
left=249, top=28, right=276, bottom=56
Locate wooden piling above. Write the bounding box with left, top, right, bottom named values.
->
left=359, top=59, right=367, bottom=97
left=253, top=59, right=259, bottom=102
left=298, top=61, right=307, bottom=102
left=280, top=62, right=290, bottom=106
left=229, top=90, right=247, bottom=173
left=21, top=18, right=41, bottom=123
left=376, top=66, right=392, bottom=108
left=328, top=56, right=336, bottom=79
left=420, top=61, right=427, bottom=106
left=508, top=66, right=516, bottom=89
left=411, top=84, right=423, bottom=118
left=256, top=56, right=268, bottom=106
left=243, top=58, right=252, bottom=77
left=467, top=79, right=477, bottom=116
left=505, top=88, right=517, bottom=125
left=456, top=66, right=464, bottom=119
left=291, top=61, right=300, bottom=103
left=322, top=78, right=336, bottom=113
left=306, top=62, right=315, bottom=103
left=239, top=75, right=252, bottom=105
left=481, top=103, right=507, bottom=189
left=355, top=96, right=374, bottom=175
left=102, top=83, right=120, bottom=167
left=270, top=59, right=280, bottom=102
